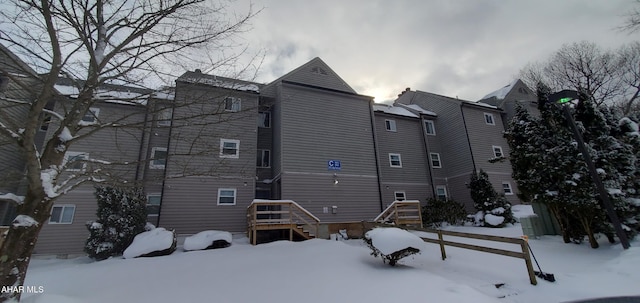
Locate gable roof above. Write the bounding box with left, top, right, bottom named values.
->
left=263, top=57, right=357, bottom=94
left=177, top=71, right=261, bottom=93
left=481, top=79, right=519, bottom=101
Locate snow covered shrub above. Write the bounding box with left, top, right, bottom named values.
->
left=85, top=186, right=147, bottom=260
left=123, top=227, right=177, bottom=258
left=468, top=169, right=515, bottom=228
left=421, top=198, right=467, bottom=227
left=364, top=228, right=423, bottom=266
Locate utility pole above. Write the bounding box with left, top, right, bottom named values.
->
left=547, top=90, right=630, bottom=249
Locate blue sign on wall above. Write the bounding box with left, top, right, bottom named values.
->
left=328, top=160, right=341, bottom=170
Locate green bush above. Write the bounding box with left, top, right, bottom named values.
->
left=421, top=198, right=467, bottom=228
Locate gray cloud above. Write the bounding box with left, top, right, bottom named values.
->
left=229, top=0, right=634, bottom=102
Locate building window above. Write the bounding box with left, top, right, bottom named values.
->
left=311, top=66, right=328, bottom=75
left=492, top=146, right=504, bottom=158
left=258, top=112, right=271, bottom=128
left=424, top=120, right=436, bottom=135
left=49, top=205, right=75, bottom=224
left=220, top=139, right=240, bottom=158
left=64, top=151, right=88, bottom=171
left=385, top=119, right=397, bottom=132
left=150, top=147, right=167, bottom=169
left=430, top=153, right=442, bottom=168
left=257, top=149, right=270, bottom=168
left=394, top=191, right=406, bottom=201
left=81, top=107, right=100, bottom=124
left=224, top=97, right=241, bottom=112
left=40, top=114, right=52, bottom=132
left=502, top=182, right=514, bottom=195
left=147, top=194, right=161, bottom=217
left=218, top=188, right=237, bottom=205
left=157, top=108, right=172, bottom=127
left=484, top=113, right=495, bottom=125
left=388, top=153, right=402, bottom=167
left=435, top=186, right=448, bottom=201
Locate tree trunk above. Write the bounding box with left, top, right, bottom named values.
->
left=579, top=216, right=599, bottom=249
left=0, top=193, right=51, bottom=303
left=547, top=205, right=571, bottom=243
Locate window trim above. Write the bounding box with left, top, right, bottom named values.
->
left=224, top=97, right=241, bottom=112
left=150, top=147, right=168, bottom=169
left=63, top=151, right=88, bottom=171
left=49, top=204, right=76, bottom=224
left=81, top=107, right=100, bottom=125
left=502, top=182, right=514, bottom=195
left=385, top=119, right=397, bottom=132
left=492, top=145, right=504, bottom=158
left=157, top=108, right=173, bottom=127
left=388, top=153, right=402, bottom=168
left=257, top=149, right=271, bottom=168
left=424, top=120, right=436, bottom=135
left=394, top=191, right=406, bottom=201
left=217, top=188, right=237, bottom=205
left=430, top=152, right=442, bottom=168
left=435, top=186, right=448, bottom=201
left=484, top=112, right=495, bottom=125
left=258, top=111, right=271, bottom=128
left=220, top=139, right=240, bottom=158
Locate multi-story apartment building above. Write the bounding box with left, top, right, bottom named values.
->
left=0, top=44, right=525, bottom=254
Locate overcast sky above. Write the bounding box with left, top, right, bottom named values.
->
left=228, top=0, right=636, bottom=103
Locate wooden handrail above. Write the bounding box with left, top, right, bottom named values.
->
left=247, top=200, right=321, bottom=245
left=373, top=200, right=422, bottom=227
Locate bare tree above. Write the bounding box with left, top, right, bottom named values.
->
left=519, top=41, right=629, bottom=110
left=619, top=0, right=640, bottom=33
left=0, top=0, right=258, bottom=301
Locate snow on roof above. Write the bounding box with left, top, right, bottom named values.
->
left=55, top=84, right=150, bottom=106
left=182, top=77, right=260, bottom=93
left=396, top=103, right=437, bottom=116
left=152, top=90, right=175, bottom=101
left=481, top=79, right=519, bottom=100
left=372, top=104, right=419, bottom=118
left=464, top=100, right=499, bottom=110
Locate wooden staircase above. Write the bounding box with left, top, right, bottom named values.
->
left=374, top=200, right=423, bottom=227
left=247, top=200, right=320, bottom=245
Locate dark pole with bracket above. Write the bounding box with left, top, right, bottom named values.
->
left=546, top=90, right=630, bottom=249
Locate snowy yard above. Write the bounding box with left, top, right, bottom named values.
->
left=21, top=224, right=640, bottom=303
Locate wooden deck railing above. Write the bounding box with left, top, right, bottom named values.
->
left=373, top=200, right=423, bottom=227
left=247, top=200, right=320, bottom=245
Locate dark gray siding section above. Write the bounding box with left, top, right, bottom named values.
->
left=278, top=83, right=381, bottom=221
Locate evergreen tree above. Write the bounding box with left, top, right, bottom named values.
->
left=85, top=186, right=148, bottom=260
left=468, top=169, right=515, bottom=227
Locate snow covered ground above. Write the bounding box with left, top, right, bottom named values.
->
left=21, top=224, right=640, bottom=303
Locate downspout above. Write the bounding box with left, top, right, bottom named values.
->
left=156, top=87, right=177, bottom=227
left=460, top=103, right=476, bottom=172
left=420, top=115, right=437, bottom=198
left=368, top=102, right=385, bottom=212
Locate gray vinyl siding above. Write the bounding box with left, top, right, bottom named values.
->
left=158, top=176, right=255, bottom=234
left=33, top=187, right=96, bottom=254
left=374, top=112, right=431, bottom=205
left=277, top=82, right=381, bottom=221
left=158, top=81, right=258, bottom=234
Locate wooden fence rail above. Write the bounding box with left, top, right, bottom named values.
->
left=363, top=222, right=537, bottom=285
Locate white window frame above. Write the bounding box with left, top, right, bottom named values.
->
left=217, top=188, right=237, bottom=205
left=394, top=191, right=406, bottom=201
left=257, top=149, right=271, bottom=168
left=150, top=147, right=168, bottom=169
left=146, top=194, right=161, bottom=217
left=492, top=145, right=504, bottom=158
left=49, top=204, right=76, bottom=224
left=81, top=107, right=100, bottom=125
left=424, top=120, right=436, bottom=135
left=430, top=153, right=442, bottom=168
left=63, top=151, right=88, bottom=171
left=220, top=139, right=240, bottom=158
left=385, top=119, right=397, bottom=132
left=435, top=186, right=448, bottom=201
left=258, top=112, right=271, bottom=128
left=484, top=112, right=495, bottom=125
left=388, top=153, right=402, bottom=168
left=502, top=182, right=514, bottom=195
left=157, top=108, right=173, bottom=127
left=224, top=97, right=241, bottom=112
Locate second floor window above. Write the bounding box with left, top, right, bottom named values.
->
left=257, top=149, right=270, bottom=168
left=224, top=97, right=241, bottom=112
left=157, top=108, right=173, bottom=127
left=424, top=120, right=436, bottom=135
left=81, top=107, right=100, bottom=125
left=150, top=147, right=167, bottom=169
left=385, top=119, right=397, bottom=132
left=64, top=151, right=88, bottom=171
left=484, top=113, right=495, bottom=125
left=220, top=139, right=240, bottom=158
left=258, top=112, right=271, bottom=128
left=493, top=146, right=504, bottom=158
left=430, top=153, right=442, bottom=168
left=389, top=153, right=402, bottom=167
